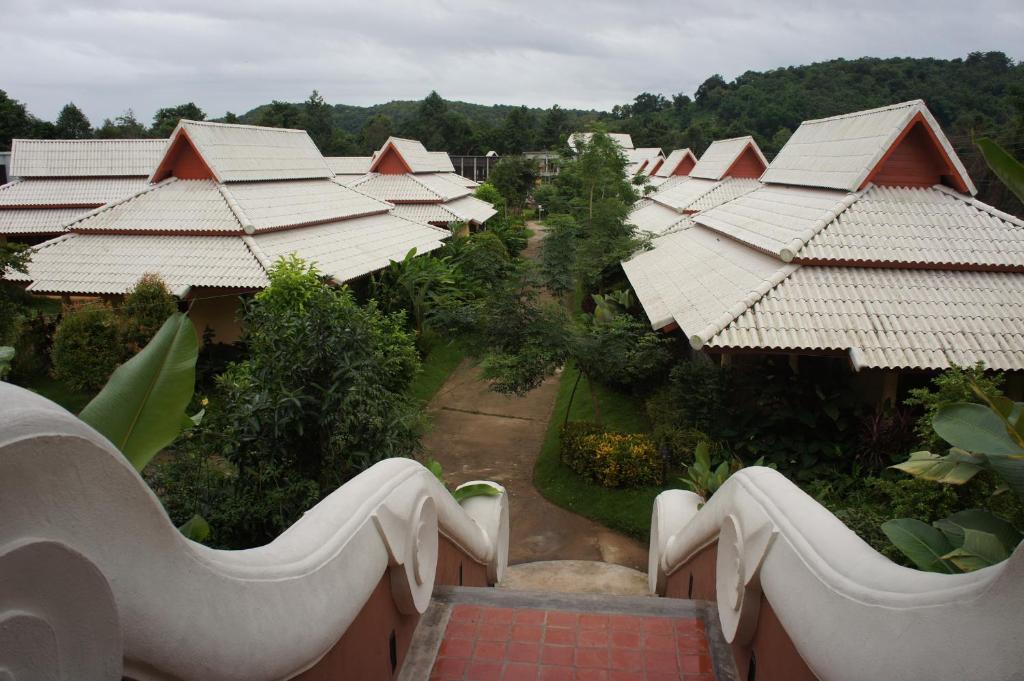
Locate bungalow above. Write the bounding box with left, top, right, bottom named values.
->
left=646, top=148, right=697, bottom=189
left=622, top=100, right=1024, bottom=401
left=567, top=132, right=635, bottom=153
left=0, top=138, right=165, bottom=244
left=627, top=136, right=767, bottom=236
left=10, top=121, right=450, bottom=343
left=330, top=137, right=496, bottom=231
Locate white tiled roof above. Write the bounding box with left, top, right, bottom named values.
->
left=411, top=173, right=473, bottom=201
left=628, top=148, right=664, bottom=176
left=707, top=266, right=1024, bottom=371
left=696, top=185, right=855, bottom=260
left=622, top=224, right=795, bottom=335
left=167, top=120, right=332, bottom=182
left=372, top=138, right=454, bottom=173
left=655, top=149, right=697, bottom=178
left=20, top=233, right=268, bottom=295
left=761, top=100, right=976, bottom=194
left=627, top=202, right=688, bottom=236
left=0, top=207, right=92, bottom=235
left=350, top=174, right=439, bottom=202
left=687, top=179, right=763, bottom=213
left=0, top=177, right=150, bottom=207
left=691, top=136, right=767, bottom=181
left=568, top=132, right=634, bottom=151
left=332, top=174, right=366, bottom=185
left=799, top=185, right=1024, bottom=268
left=651, top=178, right=720, bottom=212
left=251, top=213, right=447, bottom=283
left=325, top=156, right=373, bottom=175
left=390, top=203, right=460, bottom=224
left=646, top=175, right=689, bottom=192
left=437, top=173, right=479, bottom=188
left=71, top=179, right=242, bottom=234
left=10, top=139, right=165, bottom=177
left=444, top=196, right=498, bottom=224
left=224, top=179, right=390, bottom=232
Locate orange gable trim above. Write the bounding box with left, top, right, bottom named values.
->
left=860, top=112, right=969, bottom=193
left=722, top=143, right=766, bottom=179
left=369, top=142, right=413, bottom=175
left=151, top=129, right=215, bottom=182
left=648, top=159, right=664, bottom=175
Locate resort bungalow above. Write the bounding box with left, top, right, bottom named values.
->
left=11, top=121, right=450, bottom=343
left=0, top=138, right=165, bottom=244
left=329, top=137, right=496, bottom=231
left=623, top=100, right=1024, bottom=402
left=646, top=147, right=698, bottom=189
left=627, top=147, right=666, bottom=177
left=567, top=132, right=635, bottom=153
left=627, top=136, right=767, bottom=236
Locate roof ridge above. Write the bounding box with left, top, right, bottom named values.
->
left=690, top=260, right=800, bottom=350
left=652, top=178, right=723, bottom=214
left=331, top=176, right=396, bottom=210
left=217, top=184, right=254, bottom=234
left=406, top=173, right=446, bottom=201
left=779, top=189, right=862, bottom=262
left=802, top=100, right=924, bottom=125
left=65, top=177, right=176, bottom=231
left=182, top=119, right=307, bottom=134
left=12, top=138, right=165, bottom=145
left=931, top=183, right=1024, bottom=229
left=241, top=234, right=274, bottom=273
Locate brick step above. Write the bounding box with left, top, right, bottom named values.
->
left=399, top=586, right=737, bottom=681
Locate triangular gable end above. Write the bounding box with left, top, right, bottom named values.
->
left=369, top=142, right=413, bottom=175
left=672, top=154, right=696, bottom=177
left=861, top=112, right=971, bottom=194
left=150, top=128, right=215, bottom=182
left=722, top=143, right=767, bottom=179
left=648, top=158, right=664, bottom=176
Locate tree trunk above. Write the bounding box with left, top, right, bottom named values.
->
left=585, top=371, right=602, bottom=426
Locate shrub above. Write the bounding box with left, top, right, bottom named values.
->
left=561, top=422, right=660, bottom=488
left=904, top=363, right=1004, bottom=450
left=120, top=274, right=178, bottom=350
left=51, top=304, right=125, bottom=391
left=10, top=311, right=58, bottom=381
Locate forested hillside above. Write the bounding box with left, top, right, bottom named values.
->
left=1, top=52, right=1021, bottom=210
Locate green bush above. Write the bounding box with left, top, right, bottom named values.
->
left=560, top=421, right=660, bottom=488
left=10, top=311, right=58, bottom=381
left=904, top=363, right=1004, bottom=450
left=121, top=274, right=178, bottom=350
left=51, top=304, right=125, bottom=391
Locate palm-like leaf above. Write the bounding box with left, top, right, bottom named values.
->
left=977, top=137, right=1024, bottom=204
left=79, top=313, right=198, bottom=471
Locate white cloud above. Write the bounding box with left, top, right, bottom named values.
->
left=0, top=0, right=1020, bottom=123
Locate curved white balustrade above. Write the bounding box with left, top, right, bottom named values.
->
left=649, top=466, right=1024, bottom=681
left=0, top=383, right=509, bottom=681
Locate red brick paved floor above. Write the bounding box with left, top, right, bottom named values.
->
left=430, top=603, right=715, bottom=681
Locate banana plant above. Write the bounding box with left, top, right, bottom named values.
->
left=977, top=137, right=1024, bottom=204
left=78, top=313, right=209, bottom=542
left=886, top=381, right=1024, bottom=572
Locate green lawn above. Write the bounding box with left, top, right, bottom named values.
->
left=22, top=374, right=95, bottom=413
left=409, top=339, right=465, bottom=405
left=533, top=363, right=666, bottom=542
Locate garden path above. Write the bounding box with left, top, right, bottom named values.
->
left=421, top=222, right=648, bottom=570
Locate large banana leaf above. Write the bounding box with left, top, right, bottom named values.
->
left=890, top=449, right=984, bottom=485
left=79, top=313, right=198, bottom=471
left=942, top=528, right=1012, bottom=572
left=932, top=403, right=1024, bottom=457
left=881, top=518, right=956, bottom=573
left=977, top=137, right=1024, bottom=204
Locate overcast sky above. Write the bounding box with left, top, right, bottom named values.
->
left=2, top=0, right=1022, bottom=124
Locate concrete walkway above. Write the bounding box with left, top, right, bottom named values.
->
left=421, top=223, right=647, bottom=571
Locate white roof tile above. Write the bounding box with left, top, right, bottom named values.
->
left=691, top=136, right=767, bottom=181
left=371, top=138, right=454, bottom=173
left=627, top=202, right=688, bottom=236
left=622, top=224, right=795, bottom=335
left=438, top=173, right=479, bottom=188
left=168, top=120, right=332, bottom=182
left=0, top=207, right=92, bottom=235
left=390, top=203, right=460, bottom=224
left=568, top=132, right=634, bottom=151
left=325, top=156, right=373, bottom=175
left=21, top=233, right=268, bottom=295
left=224, top=179, right=390, bottom=232
left=761, top=100, right=975, bottom=194
left=628, top=148, right=664, bottom=175
left=251, top=213, right=448, bottom=283
left=10, top=139, right=165, bottom=177
left=444, top=195, right=498, bottom=224
left=0, top=177, right=150, bottom=207
left=651, top=178, right=720, bottom=212
left=655, top=149, right=697, bottom=177
left=71, top=179, right=241, bottom=234
left=351, top=174, right=439, bottom=202
left=707, top=266, right=1024, bottom=371
left=410, top=173, right=473, bottom=201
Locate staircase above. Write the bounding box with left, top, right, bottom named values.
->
left=399, top=582, right=734, bottom=681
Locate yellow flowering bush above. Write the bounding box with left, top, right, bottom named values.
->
left=561, top=422, right=660, bottom=488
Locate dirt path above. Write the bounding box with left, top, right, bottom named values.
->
left=421, top=222, right=647, bottom=570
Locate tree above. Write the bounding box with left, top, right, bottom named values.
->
left=499, top=106, right=538, bottom=154
left=360, top=114, right=393, bottom=153
left=96, top=109, right=147, bottom=139
left=255, top=100, right=302, bottom=129
left=151, top=103, right=206, bottom=137
left=488, top=156, right=538, bottom=212
left=202, top=256, right=423, bottom=547
left=0, top=90, right=33, bottom=151
left=0, top=242, right=30, bottom=343
left=301, top=90, right=333, bottom=150
left=222, top=112, right=241, bottom=124
left=540, top=105, right=569, bottom=150
left=54, top=103, right=92, bottom=139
